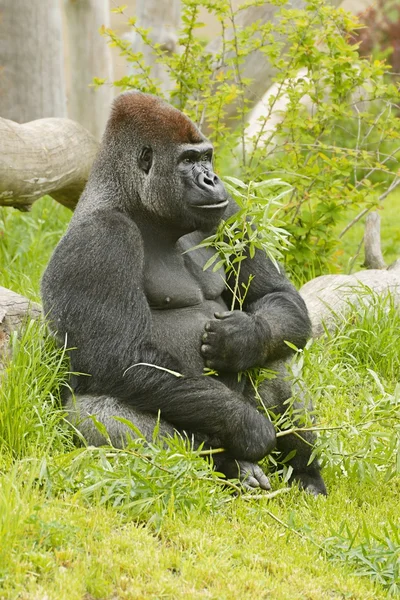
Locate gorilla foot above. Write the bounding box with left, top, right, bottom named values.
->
left=290, top=471, right=327, bottom=496
left=238, top=461, right=271, bottom=491
left=216, top=457, right=271, bottom=491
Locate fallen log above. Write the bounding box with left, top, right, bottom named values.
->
left=300, top=261, right=400, bottom=337
left=300, top=213, right=400, bottom=337
left=0, top=116, right=98, bottom=210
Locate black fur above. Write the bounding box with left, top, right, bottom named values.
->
left=41, top=92, right=326, bottom=494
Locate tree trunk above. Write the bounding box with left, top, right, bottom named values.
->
left=0, top=0, right=66, bottom=122
left=129, top=0, right=181, bottom=95
left=0, top=117, right=98, bottom=211
left=363, top=212, right=386, bottom=270
left=63, top=0, right=114, bottom=140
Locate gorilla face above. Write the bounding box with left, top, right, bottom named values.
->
left=177, top=143, right=228, bottom=208
left=176, top=142, right=229, bottom=228
left=138, top=140, right=229, bottom=233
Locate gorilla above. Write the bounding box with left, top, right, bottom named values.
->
left=41, top=91, right=326, bottom=495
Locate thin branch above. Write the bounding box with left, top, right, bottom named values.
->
left=339, top=178, right=400, bottom=239
left=276, top=425, right=345, bottom=438
left=348, top=235, right=364, bottom=275
left=198, top=447, right=225, bottom=456
left=261, top=508, right=327, bottom=552
left=241, top=487, right=291, bottom=501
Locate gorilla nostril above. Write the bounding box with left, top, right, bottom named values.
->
left=198, top=172, right=216, bottom=188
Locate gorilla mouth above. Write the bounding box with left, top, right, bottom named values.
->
left=193, top=199, right=229, bottom=210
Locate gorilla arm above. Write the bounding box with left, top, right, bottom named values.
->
left=201, top=246, right=311, bottom=373
left=199, top=241, right=327, bottom=494
left=42, top=210, right=275, bottom=463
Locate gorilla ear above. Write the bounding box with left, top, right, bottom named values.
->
left=138, top=147, right=153, bottom=174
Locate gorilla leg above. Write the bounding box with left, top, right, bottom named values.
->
left=64, top=394, right=271, bottom=490
left=64, top=393, right=176, bottom=447
left=254, top=359, right=327, bottom=496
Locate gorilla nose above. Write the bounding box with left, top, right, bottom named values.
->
left=197, top=171, right=219, bottom=189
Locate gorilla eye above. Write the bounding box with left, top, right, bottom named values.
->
left=138, top=147, right=153, bottom=174
left=183, top=157, right=193, bottom=164
left=200, top=152, right=212, bottom=162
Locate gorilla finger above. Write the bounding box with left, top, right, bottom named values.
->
left=204, top=320, right=226, bottom=334
left=204, top=321, right=215, bottom=332
left=252, top=466, right=271, bottom=491
left=259, top=475, right=271, bottom=491
left=214, top=311, right=232, bottom=320
left=201, top=344, right=214, bottom=357
left=241, top=475, right=260, bottom=489
left=202, top=331, right=217, bottom=343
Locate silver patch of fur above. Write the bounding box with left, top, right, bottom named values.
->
left=64, top=394, right=176, bottom=448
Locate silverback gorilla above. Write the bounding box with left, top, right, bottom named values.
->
left=41, top=92, right=326, bottom=495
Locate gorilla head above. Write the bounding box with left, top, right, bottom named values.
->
left=97, top=92, right=229, bottom=233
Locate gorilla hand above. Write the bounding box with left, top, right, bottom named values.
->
left=201, top=311, right=267, bottom=372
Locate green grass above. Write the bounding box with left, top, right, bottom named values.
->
left=0, top=198, right=71, bottom=300
left=0, top=195, right=399, bottom=598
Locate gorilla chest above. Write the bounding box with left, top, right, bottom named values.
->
left=143, top=240, right=226, bottom=309
left=143, top=237, right=227, bottom=373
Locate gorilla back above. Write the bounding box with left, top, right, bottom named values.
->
left=41, top=92, right=326, bottom=495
